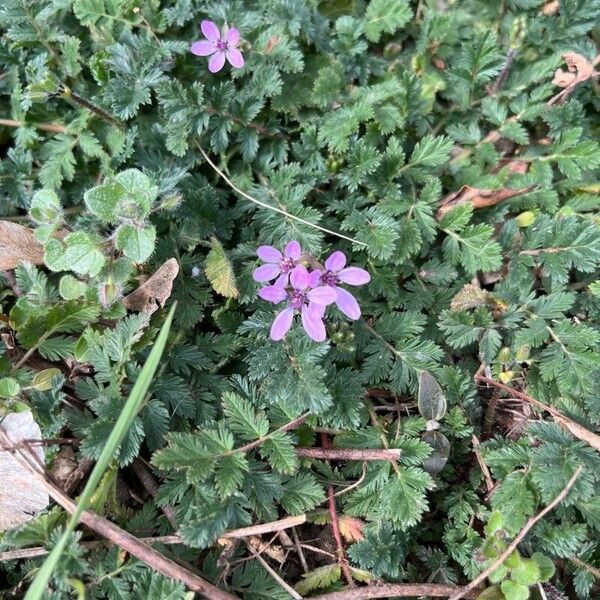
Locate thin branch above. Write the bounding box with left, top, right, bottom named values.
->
left=244, top=542, right=303, bottom=600
left=296, top=447, right=402, bottom=461
left=448, top=466, right=583, bottom=600
left=291, top=527, right=309, bottom=572
left=321, top=433, right=354, bottom=587
left=311, top=583, right=480, bottom=600
left=0, top=536, right=183, bottom=562
left=489, top=48, right=516, bottom=94
left=132, top=458, right=176, bottom=526
left=471, top=435, right=494, bottom=493
left=476, top=375, right=600, bottom=452
left=196, top=143, right=366, bottom=247
left=570, top=556, right=600, bottom=580
left=0, top=118, right=66, bottom=133
left=234, top=412, right=311, bottom=455
left=0, top=431, right=237, bottom=600
left=64, top=88, right=126, bottom=130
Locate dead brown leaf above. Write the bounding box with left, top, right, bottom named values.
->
left=338, top=516, right=365, bottom=543
left=247, top=536, right=286, bottom=563
left=0, top=221, right=45, bottom=270
left=437, top=186, right=537, bottom=219
left=450, top=282, right=508, bottom=313
left=541, top=0, right=560, bottom=15
left=122, top=258, right=179, bottom=314
left=552, top=52, right=596, bottom=88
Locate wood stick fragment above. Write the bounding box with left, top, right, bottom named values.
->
left=220, top=515, right=307, bottom=539
left=296, top=447, right=402, bottom=461
left=311, top=583, right=480, bottom=599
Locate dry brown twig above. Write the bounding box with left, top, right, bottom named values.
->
left=471, top=434, right=494, bottom=493
left=448, top=466, right=583, bottom=600
left=311, top=583, right=480, bottom=600
left=0, top=429, right=238, bottom=600
left=476, top=375, right=600, bottom=452
left=321, top=433, right=355, bottom=587
left=296, top=447, right=402, bottom=461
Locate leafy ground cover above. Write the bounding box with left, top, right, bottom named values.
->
left=1, top=1, right=600, bottom=599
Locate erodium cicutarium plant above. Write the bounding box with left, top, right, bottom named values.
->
left=254, top=243, right=370, bottom=341
left=191, top=20, right=244, bottom=73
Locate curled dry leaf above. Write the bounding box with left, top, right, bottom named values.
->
left=437, top=186, right=537, bottom=219
left=451, top=283, right=508, bottom=312
left=0, top=221, right=45, bottom=270
left=552, top=52, right=597, bottom=88
left=122, top=258, right=179, bottom=314
left=0, top=411, right=49, bottom=531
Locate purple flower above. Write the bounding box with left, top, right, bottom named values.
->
left=259, top=265, right=337, bottom=342
left=191, top=20, right=244, bottom=73
left=317, top=251, right=370, bottom=320
left=253, top=241, right=302, bottom=284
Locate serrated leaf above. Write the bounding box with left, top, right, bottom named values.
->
left=364, top=0, right=412, bottom=42
left=205, top=238, right=239, bottom=299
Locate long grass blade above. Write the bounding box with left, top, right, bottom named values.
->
left=24, top=304, right=176, bottom=599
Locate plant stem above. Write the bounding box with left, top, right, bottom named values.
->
left=0, top=118, right=66, bottom=133
left=321, top=433, right=355, bottom=587
left=197, top=143, right=366, bottom=247
left=62, top=88, right=125, bottom=130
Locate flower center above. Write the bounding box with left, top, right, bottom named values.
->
left=216, top=39, right=228, bottom=51
left=288, top=290, right=306, bottom=309
left=321, top=271, right=338, bottom=287
left=280, top=257, right=295, bottom=273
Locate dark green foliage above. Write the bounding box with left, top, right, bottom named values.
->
left=1, top=0, right=599, bottom=599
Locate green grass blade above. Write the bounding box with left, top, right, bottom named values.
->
left=25, top=304, right=176, bottom=599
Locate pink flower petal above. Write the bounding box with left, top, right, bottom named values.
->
left=307, top=286, right=337, bottom=306
left=201, top=20, right=220, bottom=42
left=325, top=251, right=346, bottom=272
left=301, top=305, right=327, bottom=342
left=226, top=27, right=240, bottom=46
left=337, top=267, right=370, bottom=286
left=271, top=307, right=294, bottom=341
left=226, top=48, right=244, bottom=68
left=284, top=240, right=301, bottom=260
left=208, top=51, right=226, bottom=73
left=275, top=273, right=289, bottom=286
left=259, top=284, right=288, bottom=304
left=310, top=302, right=326, bottom=318
left=253, top=264, right=281, bottom=282
left=335, top=288, right=361, bottom=320
left=290, top=264, right=309, bottom=290
left=257, top=245, right=282, bottom=263
left=191, top=40, right=216, bottom=56
left=308, top=269, right=322, bottom=288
